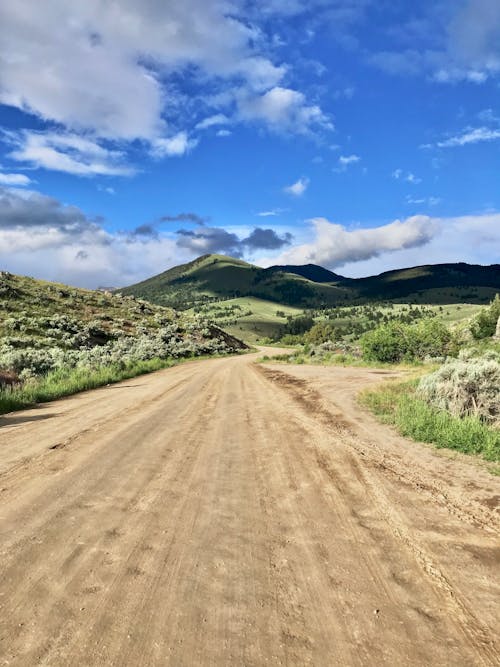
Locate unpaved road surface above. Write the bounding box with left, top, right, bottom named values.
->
left=0, top=351, right=499, bottom=666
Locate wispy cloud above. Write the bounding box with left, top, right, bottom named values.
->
left=0, top=172, right=31, bottom=186
left=6, top=130, right=134, bottom=177
left=392, top=169, right=422, bottom=184
left=406, top=196, right=441, bottom=206
left=334, top=154, right=361, bottom=172
left=257, top=208, right=287, bottom=217
left=435, top=126, right=500, bottom=148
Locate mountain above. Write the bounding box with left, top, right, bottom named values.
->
left=267, top=264, right=344, bottom=283
left=119, top=254, right=350, bottom=309
left=119, top=254, right=500, bottom=309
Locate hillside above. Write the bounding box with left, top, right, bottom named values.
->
left=0, top=269, right=245, bottom=360
left=120, top=254, right=500, bottom=309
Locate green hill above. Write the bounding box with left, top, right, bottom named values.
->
left=0, top=269, right=245, bottom=356
left=120, top=254, right=500, bottom=309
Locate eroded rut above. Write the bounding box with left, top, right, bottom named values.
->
left=0, top=350, right=498, bottom=666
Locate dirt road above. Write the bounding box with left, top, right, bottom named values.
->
left=0, top=351, right=499, bottom=666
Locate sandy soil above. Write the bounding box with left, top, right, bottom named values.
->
left=0, top=350, right=498, bottom=666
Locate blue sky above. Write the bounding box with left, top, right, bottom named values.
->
left=0, top=0, right=499, bottom=287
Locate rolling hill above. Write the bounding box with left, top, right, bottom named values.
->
left=0, top=269, right=245, bottom=354
left=120, top=254, right=500, bottom=309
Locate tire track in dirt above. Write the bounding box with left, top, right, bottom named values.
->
left=0, top=351, right=498, bottom=666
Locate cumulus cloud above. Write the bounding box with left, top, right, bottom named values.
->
left=271, top=216, right=437, bottom=268
left=0, top=0, right=331, bottom=176
left=175, top=224, right=292, bottom=255
left=1, top=186, right=499, bottom=287
left=151, top=132, right=198, bottom=158
left=0, top=186, right=187, bottom=287
left=0, top=0, right=286, bottom=141
left=242, top=228, right=292, bottom=250
left=339, top=212, right=500, bottom=277
left=176, top=227, right=241, bottom=256
left=238, top=87, right=332, bottom=134
left=283, top=177, right=309, bottom=196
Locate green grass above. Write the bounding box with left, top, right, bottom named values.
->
left=360, top=380, right=500, bottom=462
left=191, top=296, right=303, bottom=344
left=0, top=358, right=176, bottom=414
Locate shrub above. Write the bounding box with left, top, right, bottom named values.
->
left=304, top=321, right=340, bottom=345
left=470, top=294, right=500, bottom=339
left=418, top=352, right=500, bottom=425
left=360, top=318, right=453, bottom=363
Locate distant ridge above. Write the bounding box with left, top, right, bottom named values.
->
left=120, top=254, right=500, bottom=309
left=267, top=263, right=344, bottom=283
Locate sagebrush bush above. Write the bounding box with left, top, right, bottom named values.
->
left=417, top=351, right=500, bottom=425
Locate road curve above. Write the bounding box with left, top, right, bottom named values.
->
left=0, top=350, right=498, bottom=666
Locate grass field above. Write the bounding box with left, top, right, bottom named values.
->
left=191, top=297, right=303, bottom=344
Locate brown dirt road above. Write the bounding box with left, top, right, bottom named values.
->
left=0, top=350, right=499, bottom=666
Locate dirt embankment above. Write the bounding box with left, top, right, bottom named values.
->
left=0, top=351, right=498, bottom=666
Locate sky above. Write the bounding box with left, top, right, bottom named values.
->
left=0, top=0, right=499, bottom=288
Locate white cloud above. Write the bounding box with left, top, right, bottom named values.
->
left=283, top=177, right=309, bottom=196
left=195, top=114, right=230, bottom=130
left=335, top=154, right=360, bottom=172
left=7, top=131, right=133, bottom=176
left=0, top=185, right=188, bottom=287
left=2, top=186, right=499, bottom=287
left=0, top=1, right=332, bottom=174
left=406, top=196, right=441, bottom=206
left=392, top=169, right=421, bottom=183
left=216, top=129, right=232, bottom=137
left=238, top=86, right=332, bottom=134
left=339, top=154, right=360, bottom=166
left=339, top=212, right=500, bottom=277
left=151, top=132, right=198, bottom=158
left=369, top=1, right=500, bottom=84
left=271, top=216, right=437, bottom=268
left=0, top=172, right=31, bottom=186
left=0, top=0, right=286, bottom=141
left=436, top=126, right=500, bottom=148
left=257, top=208, right=286, bottom=217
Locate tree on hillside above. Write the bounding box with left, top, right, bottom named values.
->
left=470, top=294, right=500, bottom=339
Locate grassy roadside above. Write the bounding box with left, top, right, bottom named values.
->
left=359, top=380, right=500, bottom=463
left=257, top=350, right=421, bottom=371
left=0, top=353, right=233, bottom=416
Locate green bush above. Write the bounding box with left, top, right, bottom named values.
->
left=470, top=294, right=500, bottom=339
left=360, top=318, right=453, bottom=363
left=304, top=321, right=340, bottom=345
